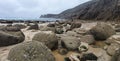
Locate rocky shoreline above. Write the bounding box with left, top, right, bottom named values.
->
left=0, top=20, right=119, bottom=61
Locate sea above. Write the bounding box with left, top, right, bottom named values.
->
left=0, top=17, right=63, bottom=21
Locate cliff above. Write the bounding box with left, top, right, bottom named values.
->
left=41, top=0, right=120, bottom=21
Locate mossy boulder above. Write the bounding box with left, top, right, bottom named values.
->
left=90, top=23, right=116, bottom=40
left=8, top=41, right=55, bottom=61
left=32, top=32, right=58, bottom=49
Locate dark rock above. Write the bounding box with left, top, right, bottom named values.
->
left=0, top=30, right=25, bottom=46
left=80, top=53, right=98, bottom=61
left=90, top=23, right=116, bottom=40
left=8, top=41, right=55, bottom=61
left=32, top=32, right=58, bottom=49
left=47, top=23, right=55, bottom=27
left=58, top=48, right=68, bottom=55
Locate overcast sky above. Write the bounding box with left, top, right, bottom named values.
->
left=0, top=0, right=90, bottom=18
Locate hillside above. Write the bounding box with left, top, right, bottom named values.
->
left=41, top=0, right=120, bottom=21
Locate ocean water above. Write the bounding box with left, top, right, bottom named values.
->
left=0, top=17, right=63, bottom=21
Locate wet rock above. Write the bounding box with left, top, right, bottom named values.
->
left=111, top=48, right=120, bottom=61
left=90, top=23, right=116, bottom=40
left=32, top=32, right=58, bottom=49
left=0, top=31, right=24, bottom=46
left=70, top=22, right=82, bottom=30
left=80, top=53, right=98, bottom=61
left=28, top=23, right=39, bottom=30
left=58, top=48, right=68, bottom=55
left=8, top=41, right=55, bottom=61
left=0, top=26, right=25, bottom=46
left=61, top=36, right=80, bottom=50
left=80, top=35, right=95, bottom=44
left=107, top=43, right=120, bottom=56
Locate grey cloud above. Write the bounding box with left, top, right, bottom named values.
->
left=0, top=0, right=90, bottom=18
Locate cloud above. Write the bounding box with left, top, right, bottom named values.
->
left=0, top=0, right=90, bottom=18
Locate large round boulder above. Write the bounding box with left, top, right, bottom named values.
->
left=32, top=32, right=58, bottom=49
left=61, top=36, right=80, bottom=50
left=0, top=26, right=25, bottom=46
left=90, top=23, right=116, bottom=40
left=8, top=41, right=55, bottom=61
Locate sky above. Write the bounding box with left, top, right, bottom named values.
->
left=0, top=0, right=90, bottom=18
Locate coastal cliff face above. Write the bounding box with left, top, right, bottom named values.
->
left=41, top=0, right=120, bottom=21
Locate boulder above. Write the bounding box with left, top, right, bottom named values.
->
left=0, top=26, right=21, bottom=31
left=111, top=48, right=120, bottom=61
left=107, top=43, right=120, bottom=56
left=0, top=31, right=24, bottom=46
left=0, top=26, right=25, bottom=46
left=47, top=23, right=55, bottom=27
left=28, top=23, right=39, bottom=30
left=73, top=28, right=90, bottom=35
left=55, top=28, right=64, bottom=34
left=13, top=24, right=26, bottom=29
left=80, top=35, right=95, bottom=44
left=80, top=53, right=98, bottom=61
left=105, top=35, right=120, bottom=45
left=70, top=22, right=82, bottom=30
left=78, top=42, right=89, bottom=52
left=61, top=36, right=80, bottom=50
left=90, top=23, right=116, bottom=40
left=58, top=48, right=68, bottom=55
left=8, top=41, right=55, bottom=61
left=32, top=32, right=58, bottom=49
left=66, top=31, right=79, bottom=37
left=40, top=26, right=56, bottom=32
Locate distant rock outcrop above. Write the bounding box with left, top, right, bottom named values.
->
left=41, top=0, right=120, bottom=21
